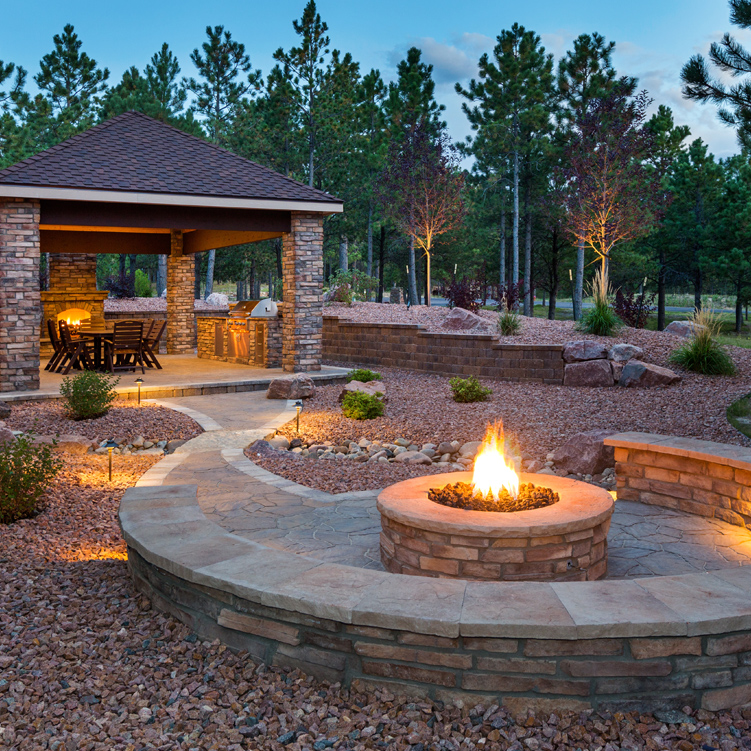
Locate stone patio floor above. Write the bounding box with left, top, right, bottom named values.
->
left=153, top=391, right=751, bottom=580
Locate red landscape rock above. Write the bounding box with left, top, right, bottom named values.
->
left=266, top=374, right=316, bottom=400
left=562, top=340, right=610, bottom=362
left=563, top=359, right=614, bottom=387
left=338, top=380, right=387, bottom=402
left=442, top=307, right=489, bottom=331
left=619, top=361, right=682, bottom=388
left=552, top=429, right=616, bottom=475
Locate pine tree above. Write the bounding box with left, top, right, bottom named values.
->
left=682, top=0, right=751, bottom=149
left=184, top=25, right=260, bottom=146
left=33, top=24, right=109, bottom=138
left=385, top=47, right=445, bottom=303
left=273, top=0, right=331, bottom=188
left=457, top=24, right=554, bottom=315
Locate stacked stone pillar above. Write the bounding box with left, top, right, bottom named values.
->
left=282, top=212, right=323, bottom=372
left=0, top=198, right=41, bottom=392
left=166, top=231, right=195, bottom=354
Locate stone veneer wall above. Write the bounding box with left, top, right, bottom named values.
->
left=323, top=318, right=565, bottom=383
left=49, top=253, right=97, bottom=292
left=283, top=213, right=323, bottom=372
left=196, top=315, right=283, bottom=368
left=0, top=198, right=40, bottom=392
left=166, top=231, right=195, bottom=354
left=127, top=546, right=751, bottom=714
left=606, top=433, right=751, bottom=529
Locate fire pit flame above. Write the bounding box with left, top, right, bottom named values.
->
left=472, top=423, right=520, bottom=501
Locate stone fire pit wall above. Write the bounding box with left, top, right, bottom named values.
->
left=323, top=317, right=564, bottom=383
left=378, top=473, right=614, bottom=582
left=605, top=432, right=751, bottom=528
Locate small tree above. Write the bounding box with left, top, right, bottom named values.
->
left=560, top=84, right=661, bottom=274
left=378, top=124, right=466, bottom=306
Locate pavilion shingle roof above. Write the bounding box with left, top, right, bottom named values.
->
left=0, top=110, right=341, bottom=205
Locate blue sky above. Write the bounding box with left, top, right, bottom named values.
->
left=0, top=0, right=741, bottom=156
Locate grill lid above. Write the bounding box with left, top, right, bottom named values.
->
left=230, top=300, right=260, bottom=317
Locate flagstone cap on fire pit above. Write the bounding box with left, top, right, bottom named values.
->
left=377, top=472, right=614, bottom=538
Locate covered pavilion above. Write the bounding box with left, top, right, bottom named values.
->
left=0, top=111, right=342, bottom=393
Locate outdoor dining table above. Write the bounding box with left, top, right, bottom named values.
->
left=74, top=328, right=113, bottom=371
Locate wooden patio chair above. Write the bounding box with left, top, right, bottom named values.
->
left=45, top=319, right=66, bottom=372
left=104, top=321, right=145, bottom=374
left=142, top=319, right=166, bottom=369
left=58, top=320, right=95, bottom=375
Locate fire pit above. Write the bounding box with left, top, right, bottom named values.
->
left=377, top=426, right=614, bottom=582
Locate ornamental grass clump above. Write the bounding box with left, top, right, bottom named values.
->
left=497, top=299, right=521, bottom=336
left=576, top=266, right=622, bottom=337
left=669, top=309, right=736, bottom=376
left=346, top=368, right=382, bottom=384
left=0, top=434, right=62, bottom=523
left=341, top=390, right=384, bottom=420
left=60, top=371, right=120, bottom=420
left=450, top=375, right=492, bottom=403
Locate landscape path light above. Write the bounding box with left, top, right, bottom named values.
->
left=294, top=400, right=303, bottom=434
left=105, top=439, right=118, bottom=482
left=135, top=377, right=143, bottom=404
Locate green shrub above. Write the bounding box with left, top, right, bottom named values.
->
left=135, top=269, right=154, bottom=297
left=497, top=304, right=521, bottom=336
left=0, top=434, right=62, bottom=524
left=669, top=309, right=736, bottom=376
left=341, top=390, right=384, bottom=420
left=450, top=375, right=492, bottom=403
left=346, top=368, right=382, bottom=383
left=60, top=371, right=120, bottom=420
left=575, top=266, right=622, bottom=337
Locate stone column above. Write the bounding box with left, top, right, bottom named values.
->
left=282, top=212, right=323, bottom=372
left=166, top=231, right=195, bottom=354
left=0, top=198, right=41, bottom=392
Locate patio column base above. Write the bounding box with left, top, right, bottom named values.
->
left=0, top=198, right=40, bottom=392
left=282, top=212, right=323, bottom=372
left=166, top=231, right=195, bottom=355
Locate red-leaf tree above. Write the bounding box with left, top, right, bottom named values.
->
left=378, top=123, right=466, bottom=306
left=560, top=82, right=662, bottom=273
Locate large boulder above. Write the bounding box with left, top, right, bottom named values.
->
left=442, top=307, right=488, bottom=331
left=0, top=401, right=10, bottom=419
left=562, top=340, right=609, bottom=363
left=338, top=380, right=387, bottom=403
left=619, top=361, right=682, bottom=389
left=563, top=360, right=614, bottom=387
left=665, top=320, right=707, bottom=338
left=0, top=427, right=15, bottom=446
left=266, top=374, right=316, bottom=400
left=393, top=450, right=432, bottom=465
left=608, top=343, right=644, bottom=363
left=552, top=430, right=616, bottom=476
left=246, top=439, right=279, bottom=459
left=33, top=434, right=97, bottom=454
left=205, top=292, right=229, bottom=308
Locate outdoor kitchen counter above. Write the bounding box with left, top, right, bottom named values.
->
left=197, top=314, right=283, bottom=368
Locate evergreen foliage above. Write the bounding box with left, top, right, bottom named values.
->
left=341, top=390, right=385, bottom=420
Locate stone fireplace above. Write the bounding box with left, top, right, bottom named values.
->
left=40, top=253, right=108, bottom=357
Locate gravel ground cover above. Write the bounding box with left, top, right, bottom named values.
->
left=3, top=456, right=751, bottom=748
left=104, top=298, right=227, bottom=313
left=4, top=401, right=203, bottom=444
left=254, top=356, right=751, bottom=494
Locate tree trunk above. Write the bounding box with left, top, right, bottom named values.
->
left=426, top=251, right=432, bottom=307
left=573, top=240, right=584, bottom=321
left=549, top=228, right=559, bottom=320
left=127, top=254, right=136, bottom=296
left=267, top=271, right=273, bottom=299
left=512, top=150, right=520, bottom=284
left=275, top=238, right=283, bottom=279
left=408, top=236, right=418, bottom=305
left=657, top=246, right=666, bottom=331
left=377, top=225, right=386, bottom=304
left=236, top=279, right=245, bottom=300
left=694, top=265, right=703, bottom=312
left=205, top=249, right=216, bottom=299
left=524, top=204, right=532, bottom=317
left=339, top=237, right=348, bottom=272
left=499, top=209, right=506, bottom=290
left=194, top=254, right=201, bottom=300
left=366, top=206, right=373, bottom=300
left=737, top=282, right=744, bottom=333
left=249, top=259, right=256, bottom=300
left=157, top=254, right=167, bottom=297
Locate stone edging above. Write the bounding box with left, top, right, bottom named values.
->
left=121, top=432, right=751, bottom=711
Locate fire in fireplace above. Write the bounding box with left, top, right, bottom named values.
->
left=57, top=308, right=92, bottom=332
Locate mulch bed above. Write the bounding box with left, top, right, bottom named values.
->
left=2, top=456, right=750, bottom=748
left=4, top=400, right=203, bottom=444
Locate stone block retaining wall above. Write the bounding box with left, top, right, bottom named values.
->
left=323, top=317, right=565, bottom=383
left=606, top=433, right=751, bottom=529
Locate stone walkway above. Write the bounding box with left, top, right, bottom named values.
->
left=153, top=391, right=751, bottom=579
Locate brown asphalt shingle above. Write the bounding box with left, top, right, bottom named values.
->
left=0, top=111, right=341, bottom=204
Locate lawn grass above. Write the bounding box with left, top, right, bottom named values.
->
left=728, top=394, right=751, bottom=439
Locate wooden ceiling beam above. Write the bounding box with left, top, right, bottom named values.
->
left=41, top=230, right=170, bottom=255
left=182, top=229, right=283, bottom=254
